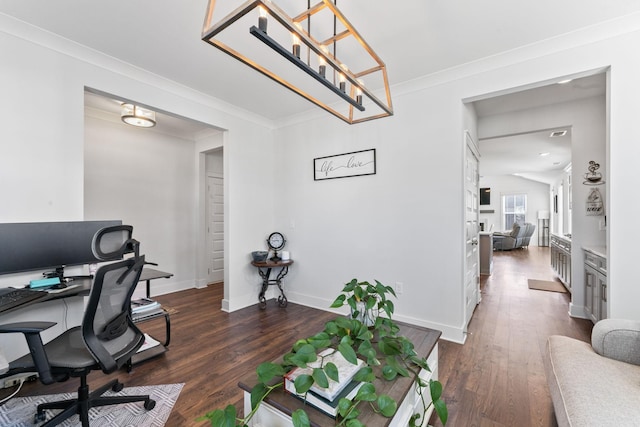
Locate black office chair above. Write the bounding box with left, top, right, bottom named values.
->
left=0, top=225, right=155, bottom=426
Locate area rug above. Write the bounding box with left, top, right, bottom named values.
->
left=528, top=279, right=567, bottom=293
left=0, top=383, right=183, bottom=427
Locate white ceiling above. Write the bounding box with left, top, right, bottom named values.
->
left=1, top=0, right=638, bottom=121
left=1, top=1, right=626, bottom=180
left=473, top=73, right=606, bottom=183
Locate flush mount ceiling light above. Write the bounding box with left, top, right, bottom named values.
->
left=550, top=130, right=567, bottom=137
left=121, top=103, right=156, bottom=128
left=202, top=0, right=393, bottom=124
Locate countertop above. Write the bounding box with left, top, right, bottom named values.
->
left=583, top=245, right=607, bottom=258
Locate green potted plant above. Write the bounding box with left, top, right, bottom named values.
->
left=330, top=278, right=395, bottom=327
left=198, top=279, right=447, bottom=427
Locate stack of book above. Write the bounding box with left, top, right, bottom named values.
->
left=284, top=348, right=365, bottom=418
left=131, top=297, right=163, bottom=321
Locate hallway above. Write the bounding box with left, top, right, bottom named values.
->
left=435, top=246, right=593, bottom=426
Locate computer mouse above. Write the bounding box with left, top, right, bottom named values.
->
left=50, top=283, right=67, bottom=290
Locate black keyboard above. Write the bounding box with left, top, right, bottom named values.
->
left=0, top=288, right=48, bottom=313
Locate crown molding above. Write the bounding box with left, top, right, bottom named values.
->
left=0, top=12, right=277, bottom=131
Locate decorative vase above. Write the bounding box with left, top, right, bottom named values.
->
left=352, top=300, right=377, bottom=327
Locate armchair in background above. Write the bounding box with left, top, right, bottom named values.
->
left=492, top=222, right=536, bottom=250
left=0, top=225, right=155, bottom=426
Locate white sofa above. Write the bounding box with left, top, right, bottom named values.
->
left=546, top=319, right=640, bottom=426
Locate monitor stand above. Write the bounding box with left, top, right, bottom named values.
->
left=44, top=266, right=93, bottom=282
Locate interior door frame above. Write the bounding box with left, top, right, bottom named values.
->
left=463, top=130, right=481, bottom=332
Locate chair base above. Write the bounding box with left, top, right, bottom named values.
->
left=35, top=376, right=155, bottom=427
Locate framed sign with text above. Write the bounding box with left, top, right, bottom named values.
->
left=313, top=149, right=376, bottom=181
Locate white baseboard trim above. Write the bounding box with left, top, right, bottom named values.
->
left=569, top=303, right=589, bottom=319
left=285, top=291, right=467, bottom=344
left=161, top=286, right=468, bottom=343
left=145, top=279, right=194, bottom=298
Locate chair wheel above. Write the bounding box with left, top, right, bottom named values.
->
left=112, top=381, right=124, bottom=392
left=144, top=399, right=156, bottom=410
left=34, top=410, right=46, bottom=423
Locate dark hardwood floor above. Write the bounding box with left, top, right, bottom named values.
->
left=432, top=246, right=592, bottom=427
left=6, top=246, right=592, bottom=426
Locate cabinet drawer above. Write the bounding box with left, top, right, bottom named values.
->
left=584, top=252, right=598, bottom=269
left=598, top=257, right=607, bottom=274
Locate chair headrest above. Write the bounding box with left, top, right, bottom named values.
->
left=91, top=225, right=138, bottom=261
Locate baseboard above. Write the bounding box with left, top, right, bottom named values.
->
left=569, top=303, right=589, bottom=319
left=285, top=291, right=467, bottom=344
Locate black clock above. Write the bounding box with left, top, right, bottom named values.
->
left=267, top=232, right=286, bottom=261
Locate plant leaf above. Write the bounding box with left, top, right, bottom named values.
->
left=434, top=397, right=448, bottom=425
left=289, top=344, right=317, bottom=368
left=324, top=362, right=339, bottom=382
left=382, top=364, right=397, bottom=380
left=337, top=397, right=353, bottom=417
left=256, top=362, right=284, bottom=383
left=294, top=374, right=314, bottom=394
left=354, top=382, right=377, bottom=401
left=383, top=300, right=395, bottom=317
left=430, top=379, right=443, bottom=401
left=307, top=332, right=331, bottom=349
left=338, top=341, right=358, bottom=365
left=324, top=321, right=339, bottom=335
left=330, top=294, right=346, bottom=308
left=377, top=394, right=398, bottom=417
left=312, top=367, right=329, bottom=388
left=351, top=366, right=374, bottom=383
left=346, top=420, right=365, bottom=427
left=292, top=409, right=311, bottom=427
left=335, top=316, right=354, bottom=332
left=344, top=279, right=357, bottom=292
left=378, top=337, right=401, bottom=356
left=365, top=296, right=377, bottom=310
left=250, top=383, right=269, bottom=410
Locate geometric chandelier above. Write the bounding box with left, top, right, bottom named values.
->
left=202, top=0, right=393, bottom=124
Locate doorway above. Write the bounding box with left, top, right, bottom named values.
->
left=465, top=70, right=608, bottom=320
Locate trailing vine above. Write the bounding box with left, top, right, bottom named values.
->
left=198, top=279, right=447, bottom=427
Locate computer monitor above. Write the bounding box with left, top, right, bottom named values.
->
left=0, top=220, right=123, bottom=276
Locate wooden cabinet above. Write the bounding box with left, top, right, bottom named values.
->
left=551, top=234, right=572, bottom=291
left=584, top=248, right=607, bottom=323
left=479, top=232, right=493, bottom=275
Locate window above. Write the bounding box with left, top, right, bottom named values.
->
left=502, top=194, right=527, bottom=230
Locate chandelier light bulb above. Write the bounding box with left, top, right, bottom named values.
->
left=258, top=6, right=267, bottom=32
left=291, top=33, right=300, bottom=58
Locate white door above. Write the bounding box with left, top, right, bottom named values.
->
left=464, top=132, right=481, bottom=329
left=207, top=175, right=224, bottom=284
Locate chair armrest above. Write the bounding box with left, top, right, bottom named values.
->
left=592, top=318, right=640, bottom=366
left=0, top=321, right=57, bottom=384
left=0, top=321, right=56, bottom=334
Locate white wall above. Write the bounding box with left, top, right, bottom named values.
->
left=275, top=83, right=467, bottom=341
left=478, top=175, right=550, bottom=242
left=84, top=115, right=198, bottom=296
left=0, top=16, right=275, bottom=360
left=275, top=18, right=640, bottom=340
